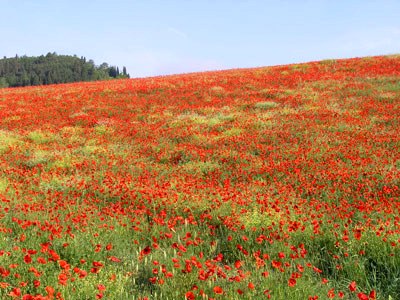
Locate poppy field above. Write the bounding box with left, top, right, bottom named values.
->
left=0, top=55, right=399, bottom=299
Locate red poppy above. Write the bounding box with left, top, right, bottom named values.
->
left=369, top=290, right=376, bottom=299
left=58, top=260, right=70, bottom=270
left=327, top=289, right=335, bottom=298
left=97, top=284, right=106, bottom=291
left=234, top=260, right=242, bottom=269
left=357, top=293, right=369, bottom=300
left=185, top=291, right=195, bottom=300
left=45, top=286, right=55, bottom=297
left=213, top=286, right=223, bottom=294
left=140, top=246, right=151, bottom=256
left=24, top=255, right=32, bottom=264
left=58, top=272, right=68, bottom=286
left=33, top=280, right=41, bottom=288
left=288, top=278, right=297, bottom=287
left=108, top=256, right=121, bottom=262
left=8, top=288, right=21, bottom=297
left=349, top=281, right=357, bottom=292
left=271, top=260, right=282, bottom=269
left=262, top=271, right=269, bottom=278
left=92, top=261, right=104, bottom=267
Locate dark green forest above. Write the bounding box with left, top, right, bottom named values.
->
left=0, top=52, right=130, bottom=88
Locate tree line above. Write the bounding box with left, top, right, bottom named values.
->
left=0, top=52, right=130, bottom=88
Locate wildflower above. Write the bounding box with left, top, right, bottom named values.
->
left=213, top=286, right=223, bottom=295
left=185, top=291, right=195, bottom=300
left=357, top=293, right=369, bottom=300
left=58, top=272, right=68, bottom=286
left=24, top=255, right=32, bottom=264
left=140, top=246, right=151, bottom=257
left=58, top=260, right=70, bottom=271
left=108, top=256, right=121, bottom=262
left=349, top=281, right=357, bottom=292
left=8, top=287, right=21, bottom=297
left=327, top=289, right=335, bottom=298
left=234, top=260, right=242, bottom=269
left=369, top=290, right=376, bottom=299
left=33, top=280, right=41, bottom=288
left=288, top=278, right=296, bottom=287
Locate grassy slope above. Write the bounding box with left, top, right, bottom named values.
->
left=0, top=55, right=399, bottom=299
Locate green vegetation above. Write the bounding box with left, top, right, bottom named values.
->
left=0, top=52, right=130, bottom=88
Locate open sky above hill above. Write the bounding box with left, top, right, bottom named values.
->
left=1, top=0, right=400, bottom=78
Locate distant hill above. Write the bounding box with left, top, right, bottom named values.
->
left=0, top=52, right=129, bottom=88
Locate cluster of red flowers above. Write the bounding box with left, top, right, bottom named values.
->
left=0, top=55, right=399, bottom=298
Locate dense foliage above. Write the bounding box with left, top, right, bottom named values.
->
left=0, top=55, right=399, bottom=299
left=0, top=53, right=129, bottom=88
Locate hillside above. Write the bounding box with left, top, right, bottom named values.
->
left=0, top=52, right=129, bottom=88
left=0, top=55, right=399, bottom=299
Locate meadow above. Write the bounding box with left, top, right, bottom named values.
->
left=0, top=55, right=399, bottom=299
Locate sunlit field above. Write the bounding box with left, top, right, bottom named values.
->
left=0, top=55, right=399, bottom=299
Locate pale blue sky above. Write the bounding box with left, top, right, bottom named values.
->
left=1, top=0, right=399, bottom=77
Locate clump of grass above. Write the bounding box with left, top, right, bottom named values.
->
left=0, top=130, right=22, bottom=154
left=258, top=88, right=276, bottom=99
left=209, top=86, right=226, bottom=97
left=51, top=153, right=83, bottom=171
left=320, top=59, right=337, bottom=66
left=239, top=209, right=281, bottom=229
left=39, top=176, right=71, bottom=192
left=59, top=126, right=86, bottom=145
left=182, top=161, right=220, bottom=177
left=27, top=130, right=56, bottom=144
left=0, top=177, right=8, bottom=193
left=221, top=127, right=243, bottom=137
left=21, top=149, right=53, bottom=169
left=94, top=124, right=113, bottom=135
left=254, top=101, right=279, bottom=110
left=290, top=63, right=310, bottom=72
left=2, top=115, right=21, bottom=123
left=176, top=112, right=236, bottom=130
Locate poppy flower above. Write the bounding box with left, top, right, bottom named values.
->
left=185, top=291, right=195, bottom=300
left=140, top=246, right=151, bottom=256
left=234, top=260, right=242, bottom=269
left=262, top=271, right=269, bottom=277
left=33, top=280, right=41, bottom=288
left=327, top=289, right=335, bottom=298
left=369, top=290, right=376, bottom=299
left=24, top=255, right=32, bottom=264
left=213, top=286, right=223, bottom=295
left=8, top=287, right=21, bottom=297
left=357, top=293, right=369, bottom=300
left=288, top=278, right=296, bottom=287
left=349, top=281, right=357, bottom=292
